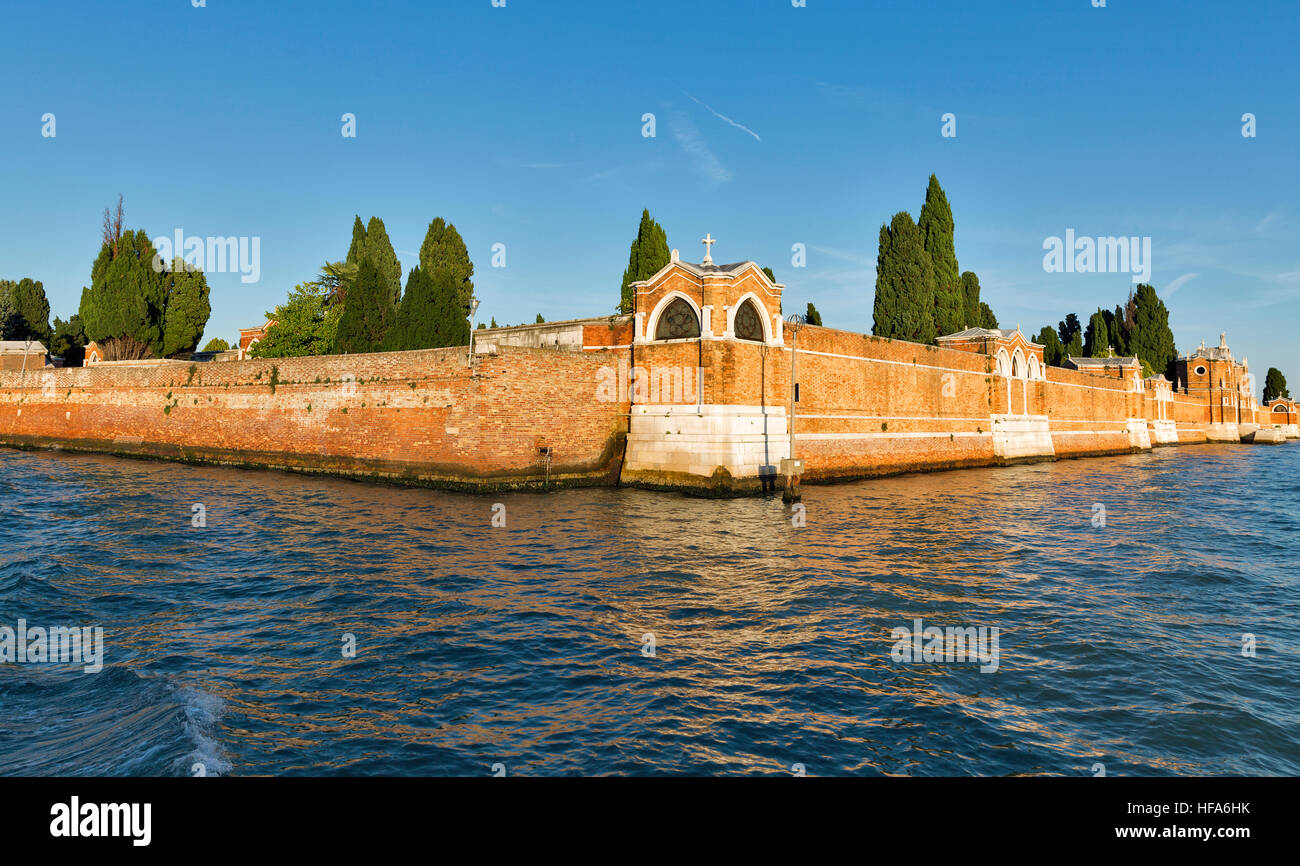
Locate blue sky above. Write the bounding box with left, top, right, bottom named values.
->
left=3, top=0, right=1297, bottom=387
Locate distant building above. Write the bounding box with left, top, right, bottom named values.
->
left=239, top=322, right=275, bottom=359
left=84, top=341, right=105, bottom=365
left=1064, top=354, right=1142, bottom=380
left=0, top=340, right=49, bottom=371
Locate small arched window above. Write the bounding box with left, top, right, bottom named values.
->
left=733, top=299, right=765, bottom=342
left=654, top=297, right=701, bottom=340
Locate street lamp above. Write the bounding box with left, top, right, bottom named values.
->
left=468, top=297, right=480, bottom=368
left=782, top=313, right=805, bottom=503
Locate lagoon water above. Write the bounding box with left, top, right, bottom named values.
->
left=1, top=444, right=1297, bottom=776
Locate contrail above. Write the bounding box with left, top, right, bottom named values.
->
left=685, top=94, right=761, bottom=142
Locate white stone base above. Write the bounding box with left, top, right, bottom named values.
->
left=1286, top=424, right=1300, bottom=439
left=1126, top=418, right=1153, bottom=451
left=1206, top=423, right=1242, bottom=442
left=1149, top=419, right=1178, bottom=446
left=990, top=414, right=1055, bottom=461
left=1252, top=428, right=1287, bottom=444
left=623, top=404, right=788, bottom=479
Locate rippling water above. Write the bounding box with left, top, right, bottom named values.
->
left=1, top=444, right=1297, bottom=776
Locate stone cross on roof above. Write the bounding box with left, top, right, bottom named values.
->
left=701, top=233, right=716, bottom=265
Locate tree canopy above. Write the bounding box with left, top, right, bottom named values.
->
left=0, top=278, right=52, bottom=343
left=618, top=209, right=670, bottom=315
left=332, top=258, right=394, bottom=354
left=381, top=265, right=469, bottom=351
left=419, top=218, right=475, bottom=313
left=254, top=281, right=342, bottom=358
left=346, top=215, right=402, bottom=304
left=873, top=211, right=936, bottom=344
left=1263, top=367, right=1289, bottom=403
left=804, top=302, right=822, bottom=326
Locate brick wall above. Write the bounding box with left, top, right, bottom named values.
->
left=0, top=346, right=629, bottom=491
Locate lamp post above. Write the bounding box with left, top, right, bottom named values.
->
left=782, top=313, right=804, bottom=503
left=468, top=297, right=480, bottom=369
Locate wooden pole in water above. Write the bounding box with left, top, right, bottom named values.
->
left=783, top=315, right=802, bottom=503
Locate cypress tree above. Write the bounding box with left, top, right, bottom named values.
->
left=1058, top=313, right=1083, bottom=360
left=1034, top=326, right=1064, bottom=367
left=50, top=315, right=86, bottom=366
left=364, top=217, right=402, bottom=304
left=419, top=218, right=476, bottom=313
left=159, top=259, right=212, bottom=357
left=918, top=175, right=964, bottom=336
left=804, top=302, right=822, bottom=326
left=1127, top=283, right=1176, bottom=377
left=332, top=258, right=394, bottom=354
left=873, top=211, right=936, bottom=343
left=618, top=209, right=670, bottom=315
left=1084, top=309, right=1111, bottom=357
left=977, top=302, right=999, bottom=330
left=762, top=266, right=777, bottom=283
left=78, top=228, right=168, bottom=359
left=1263, top=368, right=1289, bottom=403
left=346, top=216, right=367, bottom=264
left=0, top=278, right=52, bottom=342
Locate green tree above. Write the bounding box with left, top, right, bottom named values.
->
left=1263, top=368, right=1289, bottom=403
left=202, top=337, right=230, bottom=352
left=873, top=211, right=937, bottom=344
left=345, top=216, right=402, bottom=304
left=381, top=266, right=468, bottom=351
left=49, top=315, right=87, bottom=366
left=489, top=316, right=498, bottom=328
left=0, top=278, right=52, bottom=342
left=535, top=313, right=545, bottom=323
left=959, top=272, right=989, bottom=330
left=976, top=302, right=999, bottom=329
left=804, top=302, right=822, bottom=326
left=332, top=258, right=394, bottom=354
left=318, top=260, right=357, bottom=306
left=1126, top=283, right=1177, bottom=378
left=762, top=266, right=777, bottom=283
left=78, top=228, right=168, bottom=360
left=1084, top=309, right=1111, bottom=357
left=419, top=218, right=476, bottom=313
left=1034, top=326, right=1064, bottom=367
left=1057, top=313, right=1083, bottom=360
left=618, top=209, right=670, bottom=315
left=918, top=175, right=964, bottom=336
left=158, top=259, right=212, bottom=357
left=253, top=282, right=342, bottom=358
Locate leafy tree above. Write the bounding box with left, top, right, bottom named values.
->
left=873, top=211, right=936, bottom=343
left=202, top=337, right=230, bottom=352
left=762, top=266, right=777, bottom=283
left=253, top=282, right=341, bottom=358
left=1057, top=313, right=1083, bottom=360
left=804, top=302, right=822, bottom=326
left=618, top=209, right=670, bottom=315
left=1084, top=309, right=1111, bottom=357
left=1263, top=368, right=1289, bottom=403
left=0, top=278, right=52, bottom=342
left=49, top=315, right=87, bottom=366
left=78, top=228, right=168, bottom=360
left=976, top=302, right=999, bottom=329
left=535, top=313, right=545, bottom=323
left=419, top=218, right=476, bottom=313
left=345, top=216, right=402, bottom=304
left=1127, top=283, right=1177, bottom=378
left=158, top=259, right=212, bottom=357
left=477, top=322, right=486, bottom=330
left=318, top=260, right=357, bottom=306
left=332, top=258, right=394, bottom=354
left=489, top=316, right=498, bottom=328
left=1034, top=326, right=1064, bottom=367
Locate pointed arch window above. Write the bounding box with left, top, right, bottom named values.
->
left=733, top=299, right=765, bottom=342
left=655, top=297, right=701, bottom=340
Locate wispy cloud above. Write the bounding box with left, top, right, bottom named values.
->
left=685, top=94, right=761, bottom=142
left=1255, top=208, right=1281, bottom=233
left=809, top=244, right=874, bottom=267
left=1161, top=272, right=1199, bottom=299
left=670, top=113, right=731, bottom=186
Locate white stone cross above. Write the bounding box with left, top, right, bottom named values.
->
left=701, top=233, right=716, bottom=264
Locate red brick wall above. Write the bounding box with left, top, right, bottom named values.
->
left=0, top=347, right=629, bottom=490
